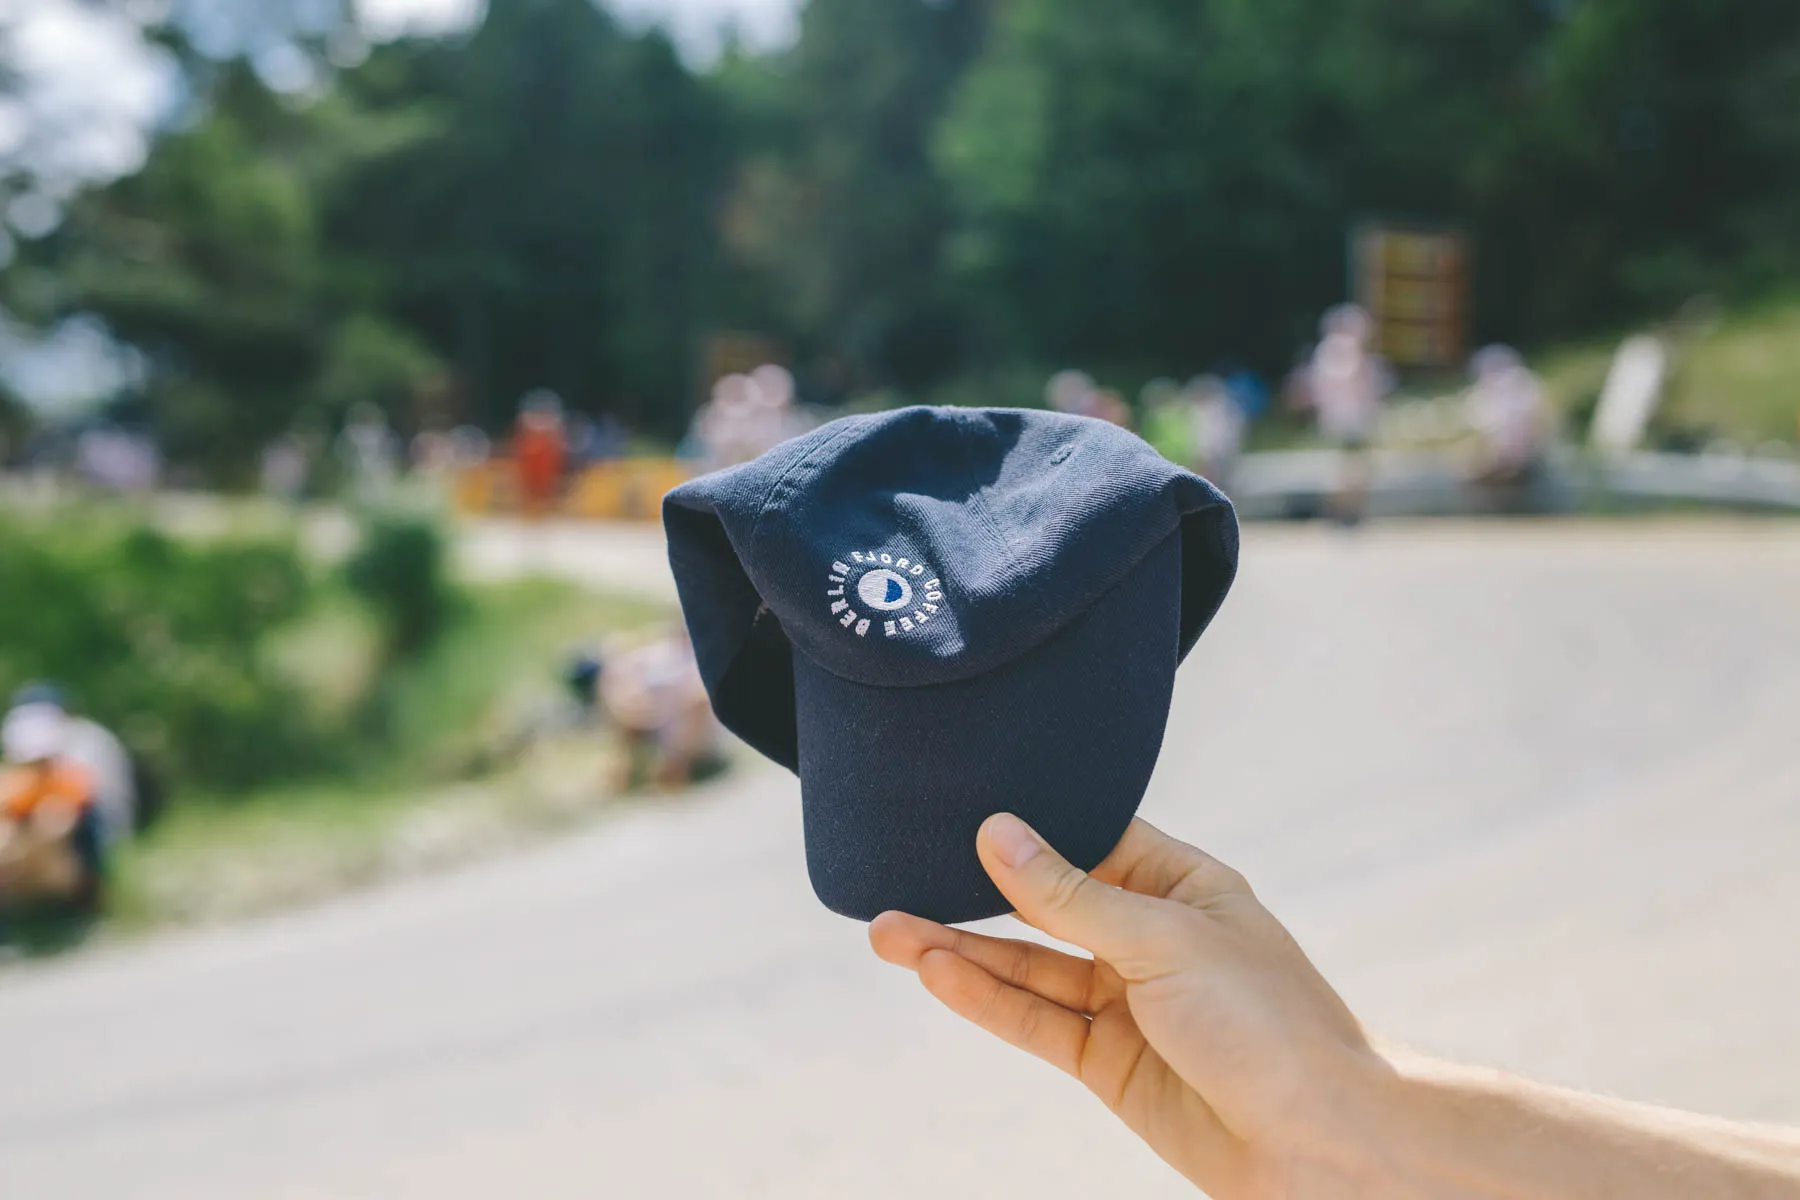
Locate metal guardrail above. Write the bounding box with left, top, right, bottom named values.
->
left=1592, top=450, right=1800, bottom=510
left=8, top=444, right=1797, bottom=527
left=1226, top=447, right=1800, bottom=520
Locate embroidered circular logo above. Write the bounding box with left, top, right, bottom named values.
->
left=826, top=551, right=946, bottom=639
left=857, top=569, right=913, bottom=612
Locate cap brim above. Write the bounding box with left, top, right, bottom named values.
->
left=792, top=532, right=1182, bottom=923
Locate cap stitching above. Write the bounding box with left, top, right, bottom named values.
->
left=745, top=417, right=868, bottom=554
left=957, top=413, right=1057, bottom=633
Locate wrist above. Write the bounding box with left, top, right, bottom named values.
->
left=1267, top=1042, right=1451, bottom=1198
left=1228, top=1041, right=1419, bottom=1199
left=1321, top=1044, right=1581, bottom=1200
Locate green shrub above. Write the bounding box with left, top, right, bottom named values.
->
left=0, top=511, right=324, bottom=791
left=342, top=512, right=454, bottom=662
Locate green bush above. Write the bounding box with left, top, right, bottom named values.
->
left=342, top=512, right=454, bottom=662
left=0, top=512, right=324, bottom=791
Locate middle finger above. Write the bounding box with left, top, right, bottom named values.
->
left=869, top=911, right=1116, bottom=1014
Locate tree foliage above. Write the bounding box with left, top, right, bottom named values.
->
left=330, top=0, right=731, bottom=434
left=719, top=0, right=991, bottom=392
left=41, top=61, right=440, bottom=478
left=10, top=0, right=1800, bottom=469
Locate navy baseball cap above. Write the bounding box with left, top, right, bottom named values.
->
left=664, top=406, right=1238, bottom=924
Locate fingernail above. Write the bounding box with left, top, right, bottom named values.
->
left=986, top=814, right=1041, bottom=869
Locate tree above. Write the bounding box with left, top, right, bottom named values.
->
left=1477, top=0, right=1800, bottom=339
left=720, top=0, right=992, bottom=394
left=936, top=0, right=1551, bottom=376
left=42, top=62, right=440, bottom=478
left=25, top=0, right=731, bottom=470
left=330, top=0, right=732, bottom=437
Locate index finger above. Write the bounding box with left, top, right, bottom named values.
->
left=1090, top=819, right=1251, bottom=910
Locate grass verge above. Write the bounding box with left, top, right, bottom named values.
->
left=1538, top=297, right=1800, bottom=447
left=104, top=578, right=671, bottom=931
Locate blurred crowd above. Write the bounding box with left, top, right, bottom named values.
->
left=227, top=363, right=819, bottom=514
left=7, top=306, right=1791, bottom=531
left=678, top=364, right=819, bottom=473
left=259, top=396, right=634, bottom=512
left=1045, top=302, right=1554, bottom=523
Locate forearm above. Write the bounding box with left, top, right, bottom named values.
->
left=1320, top=1047, right=1800, bottom=1200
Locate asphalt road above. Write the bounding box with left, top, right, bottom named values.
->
left=5, top=520, right=1800, bottom=1199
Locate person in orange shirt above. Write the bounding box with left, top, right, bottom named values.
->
left=514, top=390, right=569, bottom=518
left=0, top=701, right=103, bottom=910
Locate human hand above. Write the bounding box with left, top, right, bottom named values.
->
left=870, top=815, right=1382, bottom=1198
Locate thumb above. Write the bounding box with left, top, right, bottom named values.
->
left=977, top=813, right=1185, bottom=977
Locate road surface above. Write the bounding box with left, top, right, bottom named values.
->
left=5, top=520, right=1800, bottom=1199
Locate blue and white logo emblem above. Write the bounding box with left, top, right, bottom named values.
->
left=827, top=551, right=946, bottom=639
left=858, top=569, right=912, bottom=612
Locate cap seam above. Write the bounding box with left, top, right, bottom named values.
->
left=745, top=418, right=867, bottom=557
left=956, top=413, right=1059, bottom=635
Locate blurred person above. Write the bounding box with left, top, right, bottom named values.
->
left=587, top=413, right=631, bottom=463
left=872, top=814, right=1800, bottom=1199
left=562, top=414, right=598, bottom=472
left=1046, top=369, right=1099, bottom=417
left=597, top=627, right=721, bottom=791
left=1465, top=344, right=1551, bottom=511
left=513, top=389, right=569, bottom=518
left=410, top=430, right=454, bottom=474
left=1090, top=386, right=1134, bottom=430
left=1307, top=303, right=1390, bottom=526
left=681, top=376, right=737, bottom=469
left=686, top=369, right=808, bottom=473
left=449, top=424, right=492, bottom=468
left=1224, top=365, right=1271, bottom=422
left=408, top=430, right=461, bottom=509
left=742, top=364, right=808, bottom=455
left=751, top=362, right=798, bottom=410
left=1282, top=345, right=1317, bottom=417
left=564, top=652, right=605, bottom=716
left=260, top=433, right=311, bottom=504
left=0, top=700, right=104, bottom=912
left=75, top=424, right=160, bottom=493
left=338, top=403, right=400, bottom=504
left=565, top=412, right=639, bottom=474
left=719, top=375, right=762, bottom=468
left=1187, top=374, right=1247, bottom=491
left=1140, top=378, right=1197, bottom=467
left=1139, top=377, right=1182, bottom=410
left=1045, top=370, right=1133, bottom=427
left=5, top=685, right=145, bottom=850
